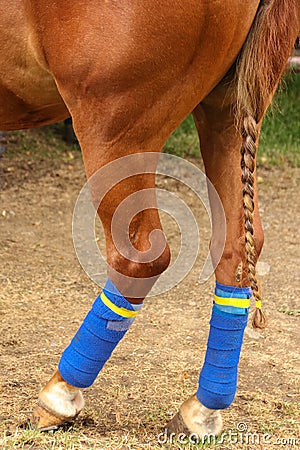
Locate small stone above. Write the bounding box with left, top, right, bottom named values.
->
left=257, top=261, right=271, bottom=276
left=257, top=176, right=264, bottom=184
left=245, top=326, right=261, bottom=340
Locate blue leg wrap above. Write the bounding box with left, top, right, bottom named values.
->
left=58, top=279, right=141, bottom=388
left=196, top=282, right=251, bottom=409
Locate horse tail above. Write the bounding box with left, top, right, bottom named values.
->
left=234, top=0, right=299, bottom=329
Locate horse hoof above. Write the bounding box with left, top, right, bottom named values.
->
left=166, top=394, right=223, bottom=439
left=31, top=370, right=85, bottom=430
left=31, top=401, right=71, bottom=431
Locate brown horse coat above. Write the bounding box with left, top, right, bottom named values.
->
left=1, top=1, right=262, bottom=130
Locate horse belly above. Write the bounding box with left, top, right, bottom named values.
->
left=0, top=83, right=68, bottom=130
left=0, top=1, right=68, bottom=130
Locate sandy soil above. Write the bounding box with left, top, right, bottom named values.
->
left=0, top=149, right=299, bottom=449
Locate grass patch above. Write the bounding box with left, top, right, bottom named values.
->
left=0, top=426, right=81, bottom=449
left=277, top=307, right=300, bottom=317
left=163, top=114, right=199, bottom=159
left=164, top=72, right=300, bottom=167
left=259, top=72, right=300, bottom=166
left=2, top=122, right=78, bottom=161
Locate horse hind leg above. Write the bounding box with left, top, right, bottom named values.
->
left=167, top=0, right=298, bottom=436
left=167, top=83, right=264, bottom=439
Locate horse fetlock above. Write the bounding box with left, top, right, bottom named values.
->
left=167, top=395, right=223, bottom=439
left=31, top=370, right=84, bottom=430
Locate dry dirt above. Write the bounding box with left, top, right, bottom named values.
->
left=0, top=146, right=299, bottom=449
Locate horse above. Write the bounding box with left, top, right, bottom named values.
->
left=1, top=0, right=299, bottom=439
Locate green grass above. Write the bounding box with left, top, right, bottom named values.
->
left=277, top=307, right=300, bottom=317
left=259, top=72, right=300, bottom=166
left=3, top=122, right=78, bottom=160
left=0, top=426, right=81, bottom=449
left=163, top=114, right=199, bottom=159
left=164, top=72, right=300, bottom=167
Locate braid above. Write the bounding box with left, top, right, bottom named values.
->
left=233, top=0, right=298, bottom=329
left=241, top=116, right=267, bottom=329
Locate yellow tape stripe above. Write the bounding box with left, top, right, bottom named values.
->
left=214, top=295, right=250, bottom=309
left=100, top=292, right=138, bottom=318
left=255, top=300, right=262, bottom=310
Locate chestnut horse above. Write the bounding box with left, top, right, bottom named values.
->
left=1, top=0, right=299, bottom=439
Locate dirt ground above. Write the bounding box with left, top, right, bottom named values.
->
left=0, top=145, right=299, bottom=449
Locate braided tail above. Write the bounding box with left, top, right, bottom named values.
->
left=241, top=116, right=267, bottom=328
left=235, top=0, right=299, bottom=328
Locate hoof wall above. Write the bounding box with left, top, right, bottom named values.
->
left=31, top=401, right=76, bottom=431
left=30, top=370, right=84, bottom=431
left=166, top=411, right=191, bottom=436
left=166, top=395, right=223, bottom=441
